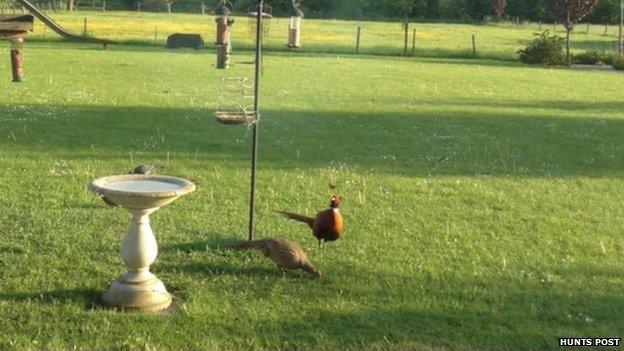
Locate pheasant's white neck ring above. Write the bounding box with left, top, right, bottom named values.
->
left=332, top=208, right=340, bottom=213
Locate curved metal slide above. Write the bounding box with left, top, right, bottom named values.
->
left=15, top=0, right=114, bottom=45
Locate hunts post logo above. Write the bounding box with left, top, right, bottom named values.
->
left=559, top=338, right=621, bottom=347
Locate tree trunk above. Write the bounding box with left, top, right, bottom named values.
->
left=167, top=2, right=171, bottom=13
left=618, top=0, right=624, bottom=60
left=566, top=28, right=571, bottom=66
left=66, top=0, right=74, bottom=11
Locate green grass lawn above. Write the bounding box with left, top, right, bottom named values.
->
left=14, top=9, right=622, bottom=60
left=0, top=38, right=622, bottom=350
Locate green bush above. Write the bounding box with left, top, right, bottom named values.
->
left=573, top=51, right=615, bottom=65
left=612, top=59, right=624, bottom=70
left=518, top=30, right=564, bottom=65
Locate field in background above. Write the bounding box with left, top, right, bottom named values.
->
left=7, top=10, right=622, bottom=60
left=0, top=39, right=621, bottom=349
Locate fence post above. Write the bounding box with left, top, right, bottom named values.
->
left=355, top=26, right=361, bottom=54
left=403, top=22, right=408, bottom=57
left=83, top=17, right=87, bottom=36
left=411, top=28, right=416, bottom=56
left=472, top=34, right=476, bottom=57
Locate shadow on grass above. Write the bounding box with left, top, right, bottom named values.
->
left=246, top=264, right=622, bottom=349
left=165, top=261, right=287, bottom=278
left=0, top=288, right=106, bottom=309
left=0, top=244, right=24, bottom=254
left=160, top=232, right=240, bottom=253
left=0, top=101, right=623, bottom=178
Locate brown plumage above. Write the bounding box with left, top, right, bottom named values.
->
left=275, top=195, right=344, bottom=248
left=230, top=237, right=321, bottom=277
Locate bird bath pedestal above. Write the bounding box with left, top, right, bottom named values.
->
left=89, top=175, right=195, bottom=312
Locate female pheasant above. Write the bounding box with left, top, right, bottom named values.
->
left=230, top=237, right=321, bottom=278
left=275, top=195, right=344, bottom=248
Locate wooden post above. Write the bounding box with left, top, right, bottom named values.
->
left=355, top=26, right=361, bottom=54
left=10, top=37, right=25, bottom=82
left=472, top=34, right=476, bottom=56
left=411, top=28, right=416, bottom=56
left=217, top=44, right=229, bottom=68
left=620, top=0, right=623, bottom=59
left=83, top=17, right=87, bottom=36
left=586, top=22, right=590, bottom=33
left=403, top=21, right=408, bottom=57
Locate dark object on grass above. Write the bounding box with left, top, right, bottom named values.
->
left=518, top=30, right=564, bottom=65
left=130, top=164, right=155, bottom=175
left=101, top=164, right=156, bottom=207
left=230, top=237, right=321, bottom=278
left=166, top=33, right=204, bottom=50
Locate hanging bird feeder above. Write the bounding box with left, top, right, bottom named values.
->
left=0, top=15, right=34, bottom=82
left=214, top=0, right=234, bottom=69
left=247, top=6, right=272, bottom=38
left=214, top=0, right=265, bottom=241
left=287, top=0, right=303, bottom=49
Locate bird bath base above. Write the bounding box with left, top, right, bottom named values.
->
left=89, top=175, right=195, bottom=312
left=104, top=275, right=171, bottom=312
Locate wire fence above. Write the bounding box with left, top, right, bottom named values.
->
left=0, top=4, right=621, bottom=61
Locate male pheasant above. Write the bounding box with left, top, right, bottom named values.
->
left=231, top=237, right=321, bottom=277
left=275, top=195, right=344, bottom=248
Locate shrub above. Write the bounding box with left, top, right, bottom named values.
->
left=518, top=30, right=564, bottom=65
left=612, top=59, right=624, bottom=70
left=573, top=51, right=615, bottom=65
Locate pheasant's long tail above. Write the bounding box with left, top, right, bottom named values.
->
left=274, top=210, right=314, bottom=229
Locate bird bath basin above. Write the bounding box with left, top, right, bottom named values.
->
left=89, top=175, right=195, bottom=311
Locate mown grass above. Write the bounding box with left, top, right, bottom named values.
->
left=9, top=9, right=622, bottom=60
left=0, top=38, right=622, bottom=349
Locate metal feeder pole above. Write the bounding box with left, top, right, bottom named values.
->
left=248, top=0, right=263, bottom=241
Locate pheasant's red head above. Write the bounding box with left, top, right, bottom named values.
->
left=330, top=195, right=341, bottom=208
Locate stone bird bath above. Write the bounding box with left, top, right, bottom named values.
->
left=89, top=175, right=195, bottom=311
